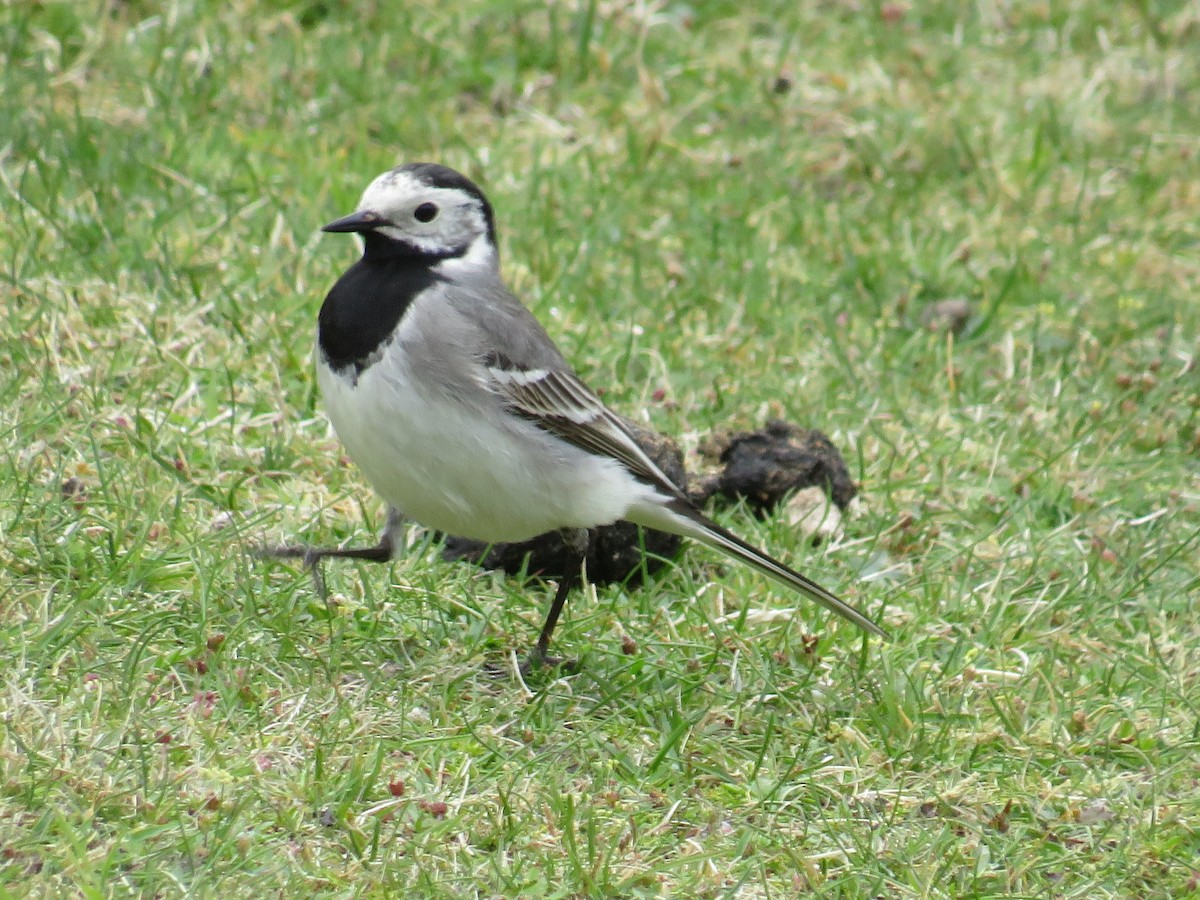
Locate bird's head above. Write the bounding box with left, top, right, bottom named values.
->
left=323, top=162, right=498, bottom=269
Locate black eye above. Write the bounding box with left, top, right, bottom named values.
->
left=414, top=202, right=439, bottom=223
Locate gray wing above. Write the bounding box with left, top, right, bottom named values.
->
left=443, top=275, right=572, bottom=372
left=445, top=275, right=687, bottom=501
left=488, top=364, right=689, bottom=503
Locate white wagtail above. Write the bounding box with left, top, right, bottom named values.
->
left=272, top=162, right=887, bottom=668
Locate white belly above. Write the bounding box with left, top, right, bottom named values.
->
left=316, top=346, right=642, bottom=543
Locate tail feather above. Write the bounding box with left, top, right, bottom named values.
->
left=628, top=499, right=889, bottom=640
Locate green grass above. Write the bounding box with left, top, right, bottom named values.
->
left=3, top=0, right=1199, bottom=895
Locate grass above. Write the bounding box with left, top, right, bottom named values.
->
left=2, top=0, right=1199, bottom=895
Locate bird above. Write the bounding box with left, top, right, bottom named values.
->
left=267, top=162, right=888, bottom=670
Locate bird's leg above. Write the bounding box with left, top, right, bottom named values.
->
left=260, top=508, right=407, bottom=594
left=524, top=527, right=590, bottom=673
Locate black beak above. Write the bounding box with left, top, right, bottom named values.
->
left=321, top=210, right=386, bottom=233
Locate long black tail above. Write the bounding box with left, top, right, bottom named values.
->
left=629, top=499, right=889, bottom=639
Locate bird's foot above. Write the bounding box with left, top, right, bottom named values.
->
left=525, top=649, right=579, bottom=676
left=259, top=509, right=407, bottom=568
left=257, top=542, right=395, bottom=565
left=257, top=539, right=395, bottom=602
left=483, top=650, right=579, bottom=680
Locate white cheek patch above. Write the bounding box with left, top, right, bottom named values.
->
left=433, top=234, right=496, bottom=274
left=374, top=221, right=475, bottom=259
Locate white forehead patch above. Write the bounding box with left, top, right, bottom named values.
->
left=357, top=169, right=427, bottom=213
